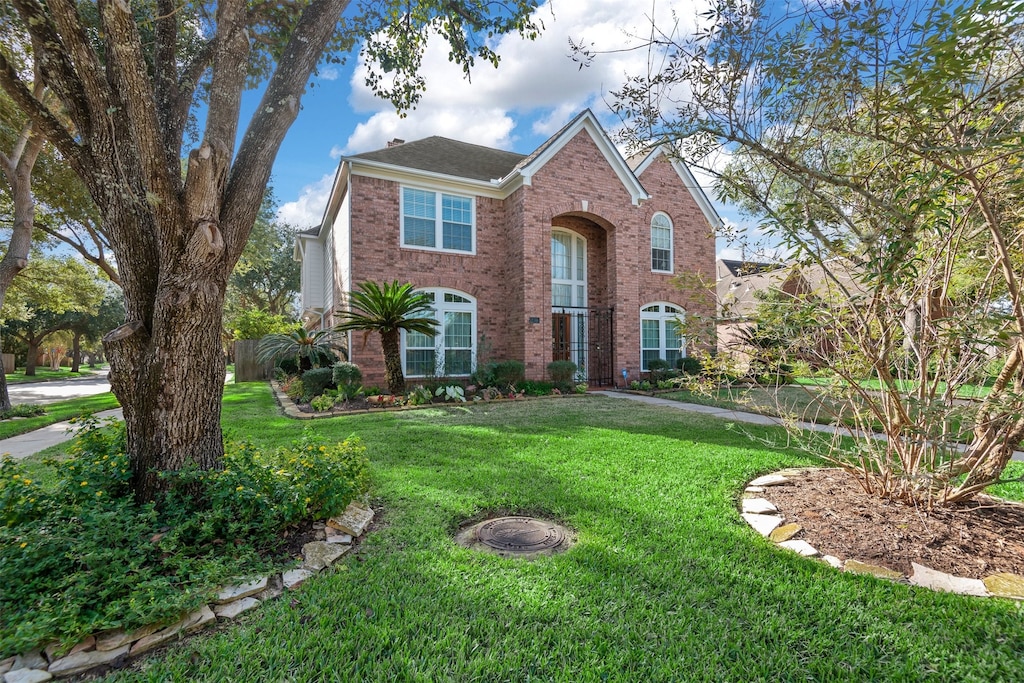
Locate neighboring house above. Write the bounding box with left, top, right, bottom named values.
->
left=295, top=109, right=720, bottom=389
left=716, top=257, right=864, bottom=367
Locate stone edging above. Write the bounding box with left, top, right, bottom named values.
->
left=741, top=468, right=1024, bottom=600
left=0, top=502, right=375, bottom=682
left=269, top=380, right=587, bottom=420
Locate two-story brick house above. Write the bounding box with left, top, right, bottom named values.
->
left=295, top=109, right=719, bottom=389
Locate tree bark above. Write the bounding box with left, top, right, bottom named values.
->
left=25, top=341, right=38, bottom=376
left=104, top=267, right=227, bottom=501
left=382, top=328, right=405, bottom=395
left=0, top=342, right=8, bottom=412
left=71, top=331, right=82, bottom=372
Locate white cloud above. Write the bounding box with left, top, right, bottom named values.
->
left=329, top=145, right=344, bottom=159
left=342, top=0, right=711, bottom=153
left=277, top=172, right=335, bottom=228
left=319, top=66, right=341, bottom=81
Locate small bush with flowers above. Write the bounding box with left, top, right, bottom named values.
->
left=0, top=418, right=369, bottom=659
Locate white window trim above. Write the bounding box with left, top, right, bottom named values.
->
left=551, top=229, right=587, bottom=309
left=651, top=212, right=673, bottom=274
left=402, top=288, right=477, bottom=378
left=640, top=302, right=686, bottom=371
left=400, top=186, right=477, bottom=255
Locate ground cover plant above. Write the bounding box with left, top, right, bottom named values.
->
left=0, top=411, right=368, bottom=657
left=0, top=393, right=120, bottom=441
left=81, top=384, right=1024, bottom=682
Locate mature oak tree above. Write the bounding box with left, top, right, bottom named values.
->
left=0, top=0, right=541, bottom=500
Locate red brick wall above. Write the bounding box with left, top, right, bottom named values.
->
left=334, top=133, right=716, bottom=389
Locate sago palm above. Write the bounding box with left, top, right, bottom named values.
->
left=334, top=281, right=438, bottom=395
left=256, top=326, right=341, bottom=373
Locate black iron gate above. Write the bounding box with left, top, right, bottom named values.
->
left=551, top=306, right=615, bottom=386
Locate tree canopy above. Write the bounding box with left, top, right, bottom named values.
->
left=611, top=0, right=1024, bottom=505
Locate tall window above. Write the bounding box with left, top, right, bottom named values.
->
left=402, top=187, right=474, bottom=253
left=403, top=289, right=476, bottom=377
left=651, top=213, right=673, bottom=273
left=640, top=303, right=685, bottom=371
left=551, top=230, right=587, bottom=308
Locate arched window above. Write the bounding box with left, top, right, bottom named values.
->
left=640, top=303, right=685, bottom=371
left=651, top=213, right=673, bottom=273
left=551, top=229, right=587, bottom=308
left=403, top=289, right=476, bottom=377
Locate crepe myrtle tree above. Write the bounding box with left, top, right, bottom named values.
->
left=608, top=0, right=1024, bottom=506
left=0, top=0, right=542, bottom=501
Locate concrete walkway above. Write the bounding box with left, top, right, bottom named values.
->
left=594, top=390, right=1024, bottom=463
left=1, top=408, right=123, bottom=459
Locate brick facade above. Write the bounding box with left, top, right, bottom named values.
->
left=301, top=111, right=718, bottom=390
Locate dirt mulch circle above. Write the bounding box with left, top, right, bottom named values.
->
left=759, top=468, right=1024, bottom=579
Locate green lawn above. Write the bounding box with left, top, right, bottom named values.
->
left=92, top=383, right=1023, bottom=682
left=0, top=393, right=120, bottom=441
left=660, top=385, right=868, bottom=427
left=5, top=367, right=98, bottom=383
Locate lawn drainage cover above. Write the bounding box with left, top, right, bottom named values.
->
left=456, top=516, right=572, bottom=558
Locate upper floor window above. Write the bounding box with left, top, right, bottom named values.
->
left=403, top=289, right=476, bottom=377
left=651, top=212, right=673, bottom=273
left=402, top=187, right=474, bottom=253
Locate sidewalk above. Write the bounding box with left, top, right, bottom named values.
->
left=1, top=408, right=123, bottom=460
left=594, top=391, right=1024, bottom=463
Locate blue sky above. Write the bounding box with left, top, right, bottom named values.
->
left=255, top=0, right=766, bottom=262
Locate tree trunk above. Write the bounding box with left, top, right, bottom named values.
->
left=25, top=341, right=38, bottom=376
left=71, top=332, right=82, bottom=372
left=104, top=270, right=227, bottom=502
left=0, top=342, right=8, bottom=412
left=382, top=328, right=405, bottom=395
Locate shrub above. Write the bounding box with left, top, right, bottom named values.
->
left=547, top=360, right=577, bottom=391
left=276, top=357, right=299, bottom=376
left=518, top=380, right=555, bottom=396
left=281, top=375, right=304, bottom=400
left=647, top=359, right=671, bottom=384
left=0, top=420, right=370, bottom=657
left=677, top=356, right=702, bottom=375
left=332, top=362, right=363, bottom=401
left=435, top=384, right=466, bottom=402
left=406, top=385, right=433, bottom=406
left=301, top=367, right=336, bottom=401
left=472, top=359, right=526, bottom=388
left=310, top=394, right=336, bottom=412
left=0, top=404, right=45, bottom=420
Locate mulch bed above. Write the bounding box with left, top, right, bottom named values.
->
left=760, top=468, right=1024, bottom=579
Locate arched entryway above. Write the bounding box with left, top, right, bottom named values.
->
left=550, top=215, right=615, bottom=385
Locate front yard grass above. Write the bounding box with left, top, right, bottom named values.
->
left=93, top=383, right=1024, bottom=682
left=4, top=367, right=98, bottom=383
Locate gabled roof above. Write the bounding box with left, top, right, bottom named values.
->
left=511, top=109, right=649, bottom=205
left=350, top=137, right=526, bottom=182
left=631, top=145, right=723, bottom=229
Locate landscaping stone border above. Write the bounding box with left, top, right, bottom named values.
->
left=0, top=501, right=375, bottom=682
left=269, top=380, right=587, bottom=420
left=740, top=468, right=1024, bottom=600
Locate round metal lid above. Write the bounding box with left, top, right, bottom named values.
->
left=475, top=516, right=566, bottom=552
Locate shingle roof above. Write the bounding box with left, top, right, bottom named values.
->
left=350, top=136, right=527, bottom=182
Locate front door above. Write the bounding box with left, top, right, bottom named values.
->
left=552, top=313, right=571, bottom=362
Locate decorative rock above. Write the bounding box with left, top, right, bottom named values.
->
left=302, top=541, right=350, bottom=572
left=11, top=652, right=45, bottom=672
left=744, top=486, right=766, bottom=494
left=778, top=540, right=819, bottom=557
left=4, top=669, right=53, bottom=683
left=257, top=575, right=284, bottom=602
left=282, top=568, right=314, bottom=589
left=214, top=597, right=261, bottom=620
left=741, top=513, right=784, bottom=537
left=844, top=560, right=903, bottom=581
left=45, top=636, right=94, bottom=662
left=215, top=577, right=269, bottom=604
left=741, top=498, right=778, bottom=515
left=910, top=562, right=989, bottom=597
left=47, top=644, right=130, bottom=678
left=822, top=555, right=843, bottom=569
left=776, top=468, right=809, bottom=477
left=983, top=573, right=1024, bottom=600
left=0, top=658, right=13, bottom=676
left=327, top=502, right=374, bottom=537
left=748, top=474, right=790, bottom=487
left=95, top=623, right=160, bottom=652
left=326, top=533, right=353, bottom=545
left=129, top=606, right=216, bottom=657
left=769, top=523, right=802, bottom=543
